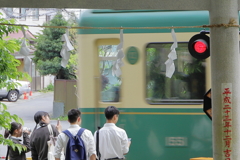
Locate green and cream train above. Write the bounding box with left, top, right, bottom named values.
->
left=77, top=10, right=212, bottom=160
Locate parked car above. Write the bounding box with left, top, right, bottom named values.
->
left=0, top=80, right=31, bottom=102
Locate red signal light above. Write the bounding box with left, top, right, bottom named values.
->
left=188, top=34, right=210, bottom=59
left=194, top=40, right=208, bottom=53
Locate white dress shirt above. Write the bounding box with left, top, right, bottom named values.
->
left=94, top=123, right=129, bottom=160
left=54, top=124, right=96, bottom=160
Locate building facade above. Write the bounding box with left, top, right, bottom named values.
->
left=0, top=8, right=81, bottom=91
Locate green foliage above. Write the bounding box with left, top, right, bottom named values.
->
left=0, top=13, right=29, bottom=153
left=0, top=18, right=30, bottom=90
left=53, top=116, right=68, bottom=121
left=66, top=27, right=78, bottom=76
left=0, top=17, right=21, bottom=37
left=146, top=43, right=206, bottom=101
left=183, top=59, right=205, bottom=74
left=33, top=13, right=77, bottom=80
left=146, top=47, right=166, bottom=99
left=0, top=102, right=25, bottom=153
left=36, top=57, right=62, bottom=75
left=46, top=83, right=54, bottom=91
left=40, top=83, right=54, bottom=93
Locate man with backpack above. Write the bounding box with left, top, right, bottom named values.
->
left=54, top=109, right=97, bottom=160
left=94, top=106, right=131, bottom=160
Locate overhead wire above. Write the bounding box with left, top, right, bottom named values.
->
left=0, top=22, right=238, bottom=30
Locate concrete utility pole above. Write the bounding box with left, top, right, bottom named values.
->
left=210, top=0, right=240, bottom=159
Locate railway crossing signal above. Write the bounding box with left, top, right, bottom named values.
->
left=188, top=33, right=210, bottom=59
left=203, top=89, right=212, bottom=120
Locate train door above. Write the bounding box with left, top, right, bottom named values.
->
left=95, top=39, right=121, bottom=126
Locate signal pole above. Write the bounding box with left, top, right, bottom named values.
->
left=210, top=0, right=240, bottom=159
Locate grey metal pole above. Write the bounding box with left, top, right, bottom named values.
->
left=210, top=0, right=240, bottom=159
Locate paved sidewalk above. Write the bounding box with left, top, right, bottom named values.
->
left=0, top=91, right=54, bottom=106
left=19, top=91, right=54, bottom=100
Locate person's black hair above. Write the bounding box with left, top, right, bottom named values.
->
left=68, top=109, right=81, bottom=123
left=33, top=111, right=49, bottom=131
left=4, top=122, right=22, bottom=138
left=105, top=106, right=120, bottom=120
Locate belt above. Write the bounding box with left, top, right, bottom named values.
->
left=106, top=158, right=123, bottom=160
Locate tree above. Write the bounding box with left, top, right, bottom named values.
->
left=33, top=13, right=77, bottom=79
left=0, top=13, right=29, bottom=152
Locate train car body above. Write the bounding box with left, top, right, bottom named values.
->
left=78, top=10, right=212, bottom=160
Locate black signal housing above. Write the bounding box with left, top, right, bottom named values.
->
left=188, top=33, right=210, bottom=59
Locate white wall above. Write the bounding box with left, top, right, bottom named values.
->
left=43, top=75, right=55, bottom=88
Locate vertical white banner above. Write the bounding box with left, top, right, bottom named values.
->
left=221, top=83, right=232, bottom=160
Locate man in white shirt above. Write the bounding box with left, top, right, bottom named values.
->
left=54, top=109, right=97, bottom=160
left=94, top=106, right=131, bottom=160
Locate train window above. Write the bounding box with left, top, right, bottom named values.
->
left=146, top=42, right=206, bottom=104
left=99, top=45, right=121, bottom=102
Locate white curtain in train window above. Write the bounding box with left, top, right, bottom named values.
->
left=19, top=26, right=31, bottom=73
left=60, top=30, right=74, bottom=68
left=165, top=29, right=178, bottom=78
left=112, top=29, right=124, bottom=77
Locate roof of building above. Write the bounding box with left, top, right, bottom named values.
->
left=5, top=30, right=36, bottom=40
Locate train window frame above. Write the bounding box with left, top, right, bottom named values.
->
left=145, top=42, right=206, bottom=105
left=98, top=44, right=121, bottom=103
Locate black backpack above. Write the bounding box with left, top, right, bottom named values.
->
left=63, top=128, right=86, bottom=160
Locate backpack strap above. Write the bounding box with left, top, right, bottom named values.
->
left=5, top=146, right=9, bottom=160
left=76, top=128, right=85, bottom=137
left=96, top=127, right=101, bottom=160
left=47, top=124, right=56, bottom=145
left=47, top=124, right=54, bottom=136
left=62, top=130, right=73, bottom=139
left=63, top=128, right=85, bottom=139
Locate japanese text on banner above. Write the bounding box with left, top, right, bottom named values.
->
left=222, top=83, right=232, bottom=160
